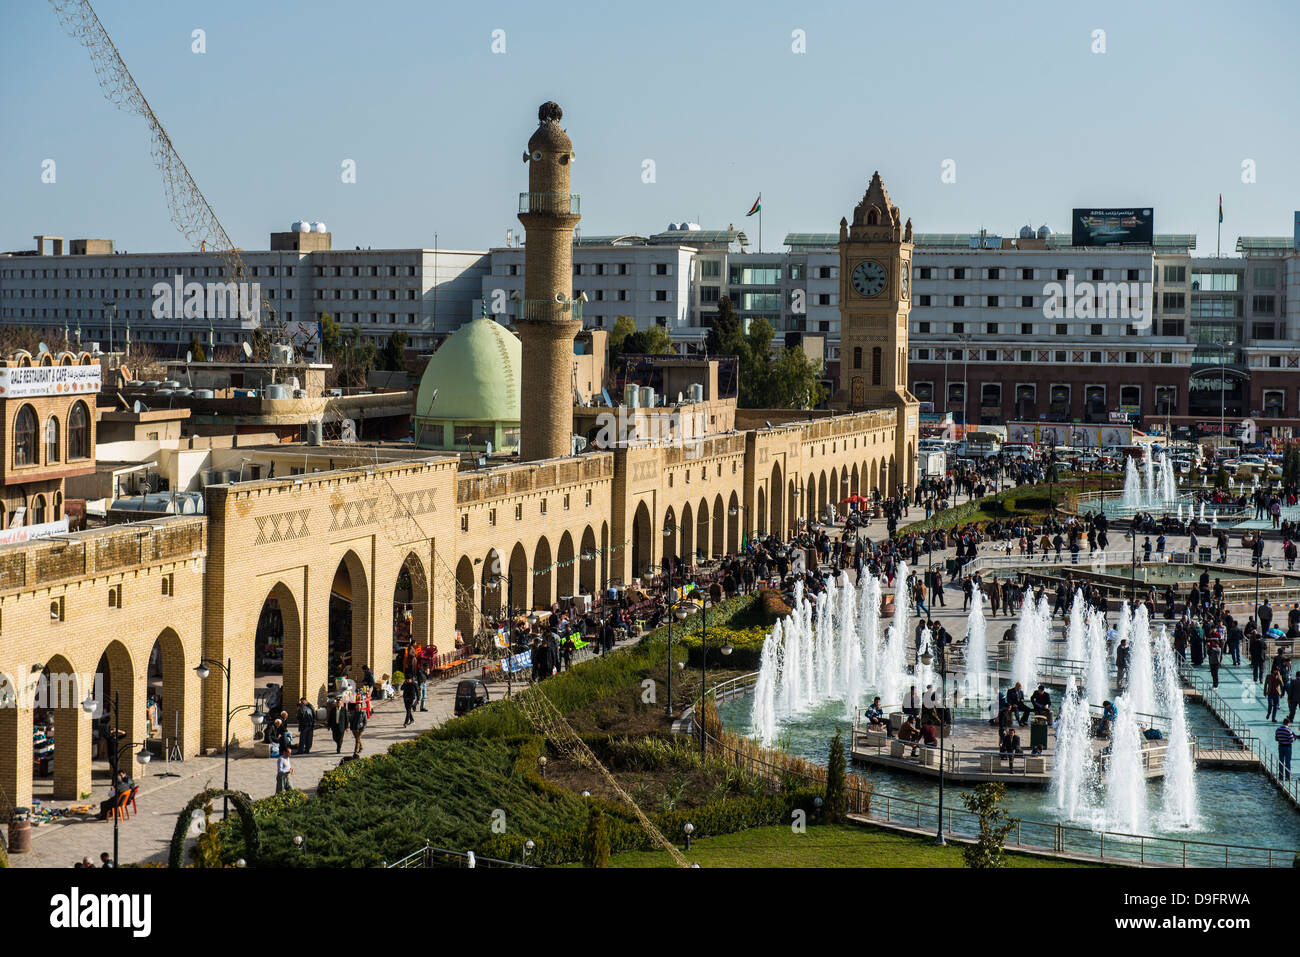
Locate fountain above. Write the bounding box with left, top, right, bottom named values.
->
left=1127, top=604, right=1156, bottom=716
left=1012, top=588, right=1051, bottom=690
left=964, top=584, right=988, bottom=698
left=1052, top=677, right=1099, bottom=822
left=1106, top=696, right=1149, bottom=834
left=751, top=619, right=780, bottom=746
left=1122, top=458, right=1142, bottom=508
left=1084, top=604, right=1109, bottom=706
left=859, top=574, right=881, bottom=689
left=1154, top=623, right=1199, bottom=829
left=1065, top=589, right=1086, bottom=663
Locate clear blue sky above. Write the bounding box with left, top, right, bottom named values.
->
left=2, top=0, right=1297, bottom=256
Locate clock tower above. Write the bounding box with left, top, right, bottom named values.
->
left=837, top=171, right=919, bottom=490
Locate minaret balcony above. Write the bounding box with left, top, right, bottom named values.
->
left=518, top=192, right=581, bottom=215
left=513, top=299, right=584, bottom=322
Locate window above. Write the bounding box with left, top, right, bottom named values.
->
left=853, top=346, right=862, bottom=369
left=1020, top=295, right=1034, bottom=308
left=585, top=489, right=592, bottom=507
left=981, top=383, right=1001, bottom=407
left=986, top=296, right=998, bottom=307
left=1253, top=267, right=1277, bottom=288
left=952, top=268, right=966, bottom=280
left=460, top=515, right=468, bottom=532
left=515, top=503, right=523, bottom=521
left=1056, top=269, right=1069, bottom=281
left=1089, top=351, right=1102, bottom=364
left=108, top=584, right=122, bottom=608
left=1090, top=324, right=1104, bottom=336
left=31, top=494, right=46, bottom=525
left=987, top=267, right=1001, bottom=280
left=13, top=405, right=37, bottom=466
left=1264, top=390, right=1285, bottom=416
left=1161, top=292, right=1185, bottom=312
left=917, top=322, right=931, bottom=334
left=985, top=322, right=998, bottom=334
left=1020, top=268, right=1034, bottom=281
left=45, top=416, right=59, bottom=463
left=1252, top=295, right=1276, bottom=315
left=1163, top=265, right=1186, bottom=283
left=918, top=267, right=931, bottom=279
left=952, top=322, right=965, bottom=334
left=1055, top=323, right=1067, bottom=336
left=161, top=573, right=174, bottom=597
left=655, top=263, right=669, bottom=276
left=1154, top=386, right=1177, bottom=413
left=488, top=508, right=497, bottom=527
left=1020, top=323, right=1033, bottom=335
left=1127, top=269, right=1140, bottom=281
left=1091, top=269, right=1104, bottom=281
left=871, top=347, right=882, bottom=386
left=1124, top=352, right=1138, bottom=364
left=952, top=295, right=965, bottom=307
left=917, top=295, right=931, bottom=306
left=540, top=498, right=547, bottom=515
left=563, top=494, right=570, bottom=510
left=655, top=290, right=669, bottom=302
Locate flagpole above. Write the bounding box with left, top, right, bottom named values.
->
left=1217, top=194, right=1221, bottom=259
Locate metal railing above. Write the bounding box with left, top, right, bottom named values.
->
left=518, top=191, right=580, bottom=215
left=1175, top=656, right=1300, bottom=806
left=513, top=299, right=584, bottom=322
left=386, top=841, right=533, bottom=868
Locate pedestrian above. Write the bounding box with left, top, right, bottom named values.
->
left=1289, top=672, right=1300, bottom=723
left=99, top=852, right=113, bottom=868
left=276, top=747, right=294, bottom=792
left=1266, top=670, right=1284, bottom=722
left=1207, top=634, right=1223, bottom=689
left=417, top=666, right=429, bottom=712
left=296, top=696, right=316, bottom=754
left=401, top=673, right=417, bottom=727
left=1277, top=717, right=1296, bottom=781
left=329, top=698, right=346, bottom=754
left=350, top=702, right=368, bottom=757
left=1115, top=639, right=1131, bottom=692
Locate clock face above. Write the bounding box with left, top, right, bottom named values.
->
left=901, top=264, right=910, bottom=299
left=851, top=260, right=887, bottom=297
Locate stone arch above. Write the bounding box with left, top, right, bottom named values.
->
left=455, top=556, right=475, bottom=641
left=508, top=543, right=530, bottom=615
left=680, top=501, right=695, bottom=566
left=696, top=497, right=710, bottom=561
left=600, top=521, right=609, bottom=590
left=788, top=479, right=798, bottom=536
left=256, top=580, right=303, bottom=711
left=830, top=467, right=839, bottom=509
left=556, top=530, right=576, bottom=601
left=662, top=506, right=678, bottom=567
left=817, top=471, right=828, bottom=517
left=851, top=463, right=860, bottom=496
left=37, top=653, right=89, bottom=800
left=727, top=490, right=740, bottom=552
left=329, top=551, right=370, bottom=682
left=532, top=539, right=552, bottom=611
left=806, top=473, right=817, bottom=525
left=579, top=525, right=597, bottom=594
left=870, top=460, right=878, bottom=493
left=888, top=455, right=897, bottom=493
left=394, top=552, right=430, bottom=648
left=769, top=462, right=783, bottom=537
left=630, top=501, right=652, bottom=581
left=147, top=627, right=190, bottom=756
left=94, top=638, right=137, bottom=746
left=712, top=494, right=725, bottom=557
left=907, top=440, right=916, bottom=487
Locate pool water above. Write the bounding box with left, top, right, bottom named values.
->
left=718, top=693, right=1300, bottom=865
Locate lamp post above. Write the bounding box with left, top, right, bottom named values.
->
left=80, top=690, right=154, bottom=866
left=728, top=503, right=751, bottom=551
left=920, top=638, right=948, bottom=846
left=193, top=657, right=267, bottom=819
left=685, top=595, right=733, bottom=757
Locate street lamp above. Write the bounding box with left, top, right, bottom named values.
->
left=193, top=657, right=267, bottom=819
left=919, top=637, right=949, bottom=846
left=478, top=558, right=519, bottom=698
left=80, top=690, right=154, bottom=866
left=728, top=503, right=751, bottom=550
left=683, top=821, right=695, bottom=851
left=682, top=595, right=733, bottom=757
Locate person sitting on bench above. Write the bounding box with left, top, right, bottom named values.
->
left=920, top=721, right=939, bottom=748
left=1030, top=684, right=1053, bottom=723
left=1098, top=700, right=1117, bottom=738
left=1006, top=682, right=1031, bottom=726
left=865, top=697, right=888, bottom=734
left=897, top=716, right=923, bottom=757
left=1000, top=728, right=1022, bottom=770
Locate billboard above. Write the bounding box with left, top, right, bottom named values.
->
left=1071, top=208, right=1154, bottom=247
left=1006, top=421, right=1132, bottom=448
left=0, top=364, right=102, bottom=399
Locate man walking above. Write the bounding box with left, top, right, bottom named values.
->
left=296, top=696, right=316, bottom=754
left=1115, top=639, right=1131, bottom=692
left=328, top=698, right=346, bottom=754
left=1277, top=718, right=1296, bottom=781
left=417, top=666, right=429, bottom=712
left=276, top=747, right=294, bottom=793
left=401, top=673, right=418, bottom=727
left=1288, top=671, right=1300, bottom=723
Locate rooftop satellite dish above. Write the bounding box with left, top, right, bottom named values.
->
left=484, top=440, right=494, bottom=456
left=133, top=399, right=149, bottom=414
left=185, top=350, right=192, bottom=365
left=241, top=341, right=253, bottom=360
left=37, top=341, right=49, bottom=355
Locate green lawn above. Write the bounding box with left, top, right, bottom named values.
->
left=580, top=823, right=1095, bottom=868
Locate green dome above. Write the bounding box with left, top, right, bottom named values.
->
left=415, top=315, right=521, bottom=422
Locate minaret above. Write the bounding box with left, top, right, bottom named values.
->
left=516, top=101, right=582, bottom=461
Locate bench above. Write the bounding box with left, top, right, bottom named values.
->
left=1024, top=755, right=1046, bottom=774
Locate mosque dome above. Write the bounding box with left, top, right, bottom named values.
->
left=415, top=314, right=521, bottom=423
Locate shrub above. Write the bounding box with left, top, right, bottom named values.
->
left=960, top=783, right=1018, bottom=869
left=824, top=729, right=847, bottom=824
left=756, top=588, right=792, bottom=624
left=581, top=807, right=610, bottom=868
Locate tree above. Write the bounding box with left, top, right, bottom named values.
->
left=823, top=729, right=847, bottom=824
left=1215, top=464, right=1230, bottom=491
left=187, top=335, right=205, bottom=362
left=581, top=806, right=610, bottom=868
left=319, top=312, right=341, bottom=359
left=622, top=325, right=671, bottom=355
left=380, top=330, right=409, bottom=371
left=762, top=345, right=826, bottom=409
left=959, top=783, right=1018, bottom=868
left=609, top=315, right=636, bottom=353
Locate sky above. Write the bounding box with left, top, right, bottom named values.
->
left=2, top=0, right=1297, bottom=257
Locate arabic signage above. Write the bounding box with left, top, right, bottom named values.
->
left=1071, top=208, right=1154, bottom=247
left=0, top=364, right=102, bottom=399
left=0, top=518, right=70, bottom=547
